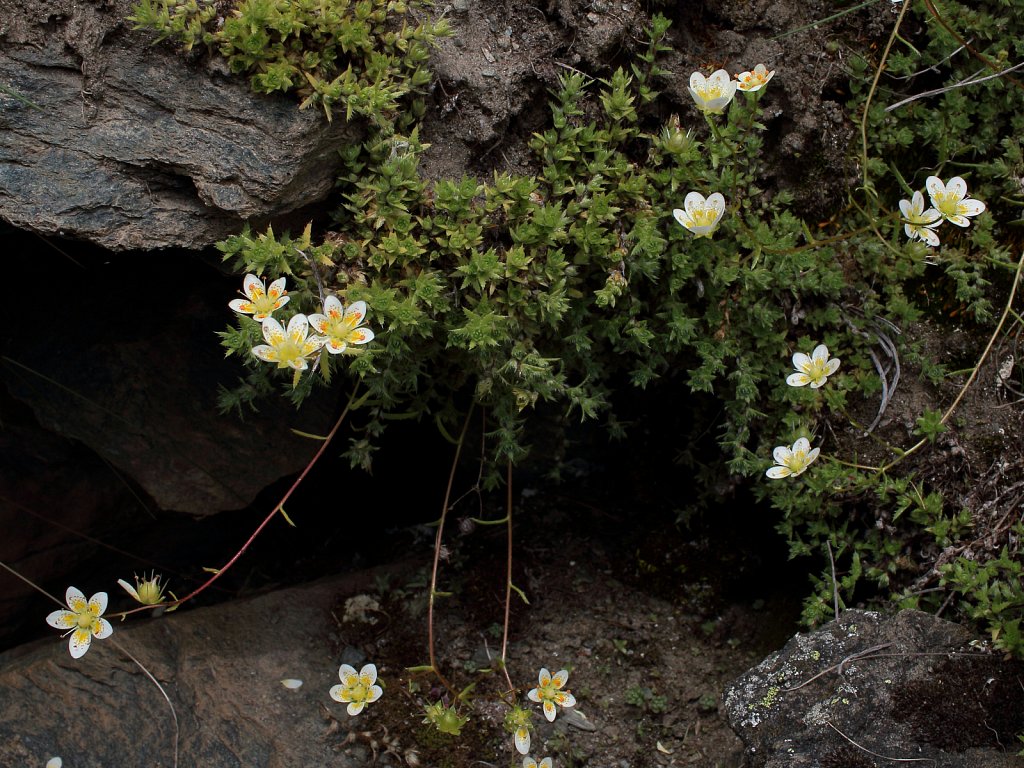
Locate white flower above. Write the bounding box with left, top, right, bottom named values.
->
left=925, top=176, right=986, bottom=227
left=307, top=297, right=375, bottom=354
left=252, top=314, right=326, bottom=371
left=766, top=437, right=821, bottom=479
left=523, top=758, right=553, bottom=768
left=786, top=344, right=841, bottom=389
left=45, top=587, right=113, bottom=658
left=687, top=69, right=737, bottom=113
left=736, top=64, right=775, bottom=92
left=527, top=668, right=576, bottom=722
left=673, top=192, right=726, bottom=238
left=229, top=274, right=289, bottom=321
left=898, top=190, right=942, bottom=246
left=329, top=663, right=383, bottom=716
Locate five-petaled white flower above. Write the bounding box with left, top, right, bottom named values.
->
left=766, top=437, right=820, bottom=479
left=673, top=192, right=726, bottom=239
left=308, top=297, right=375, bottom=354
left=898, top=190, right=942, bottom=246
left=329, top=663, right=383, bottom=716
left=786, top=344, right=841, bottom=389
left=687, top=69, right=738, bottom=114
left=925, top=176, right=986, bottom=227
left=527, top=668, right=576, bottom=722
left=736, top=64, right=775, bottom=92
left=523, top=758, right=553, bottom=768
left=45, top=587, right=113, bottom=659
left=252, top=314, right=326, bottom=371
left=229, top=274, right=290, bottom=321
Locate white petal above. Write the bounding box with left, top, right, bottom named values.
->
left=89, top=592, right=108, bottom=616
left=551, top=669, right=569, bottom=688
left=945, top=214, right=971, bottom=228
left=69, top=629, right=91, bottom=658
left=242, top=274, right=264, bottom=299
left=329, top=684, right=345, bottom=702
left=118, top=579, right=141, bottom=601
left=806, top=447, right=821, bottom=464
left=705, top=193, right=726, bottom=213
left=523, top=758, right=537, bottom=768
left=925, top=176, right=944, bottom=198
left=93, top=618, right=113, bottom=640
left=46, top=609, right=75, bottom=629
left=708, top=69, right=731, bottom=88
left=307, top=313, right=329, bottom=333
left=672, top=208, right=693, bottom=228
left=791, top=352, right=811, bottom=370
left=338, top=664, right=358, bottom=683
left=251, top=345, right=278, bottom=362
left=527, top=688, right=541, bottom=703
left=811, top=345, right=829, bottom=362
left=772, top=445, right=792, bottom=464
left=347, top=701, right=365, bottom=716
left=766, top=466, right=792, bottom=479
left=920, top=227, right=941, bottom=246
left=689, top=71, right=707, bottom=90
left=958, top=199, right=986, bottom=217
left=824, top=359, right=841, bottom=375
left=540, top=759, right=553, bottom=768
left=558, top=691, right=577, bottom=708
left=367, top=684, right=383, bottom=703
left=787, top=373, right=810, bottom=387
left=683, top=191, right=706, bottom=212
left=46, top=758, right=63, bottom=768
left=65, top=586, right=86, bottom=611
left=346, top=300, right=368, bottom=323
left=945, top=176, right=967, bottom=199
left=537, top=667, right=551, bottom=685
left=514, top=727, right=530, bottom=754
left=543, top=700, right=556, bottom=721
left=359, top=663, right=378, bottom=685
left=280, top=678, right=303, bottom=689
left=349, top=328, right=374, bottom=344
left=267, top=277, right=288, bottom=297
left=286, top=313, right=309, bottom=340
left=261, top=317, right=285, bottom=343
left=792, top=437, right=811, bottom=454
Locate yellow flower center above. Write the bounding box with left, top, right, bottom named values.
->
left=251, top=293, right=279, bottom=315
left=274, top=338, right=306, bottom=366
left=76, top=610, right=96, bottom=630
left=931, top=192, right=961, bottom=218
left=786, top=451, right=808, bottom=473
left=690, top=206, right=719, bottom=228
left=347, top=680, right=370, bottom=703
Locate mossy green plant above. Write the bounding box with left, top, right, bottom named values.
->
left=128, top=0, right=450, bottom=124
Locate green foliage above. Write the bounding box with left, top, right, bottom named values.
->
left=625, top=685, right=668, bottom=714
left=128, top=0, right=449, bottom=124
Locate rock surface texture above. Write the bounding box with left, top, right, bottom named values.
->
left=724, top=609, right=1024, bottom=768
left=0, top=0, right=360, bottom=251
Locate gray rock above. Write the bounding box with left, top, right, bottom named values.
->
left=0, top=0, right=361, bottom=251
left=0, top=568, right=415, bottom=768
left=723, top=609, right=1024, bottom=768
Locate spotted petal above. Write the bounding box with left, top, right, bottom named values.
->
left=88, top=591, right=108, bottom=617
left=69, top=628, right=92, bottom=658
left=787, top=372, right=812, bottom=387
left=46, top=609, right=77, bottom=630
left=537, top=668, right=551, bottom=687
left=358, top=663, right=378, bottom=686
left=766, top=465, right=793, bottom=479
left=550, top=669, right=569, bottom=689
left=93, top=618, right=113, bottom=639
left=338, top=663, right=358, bottom=685
left=772, top=445, right=793, bottom=465
left=527, top=687, right=541, bottom=703
left=347, top=701, right=365, bottom=716
left=66, top=586, right=88, bottom=612
left=554, top=691, right=576, bottom=708
left=542, top=699, right=557, bottom=722
left=514, top=726, right=530, bottom=754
